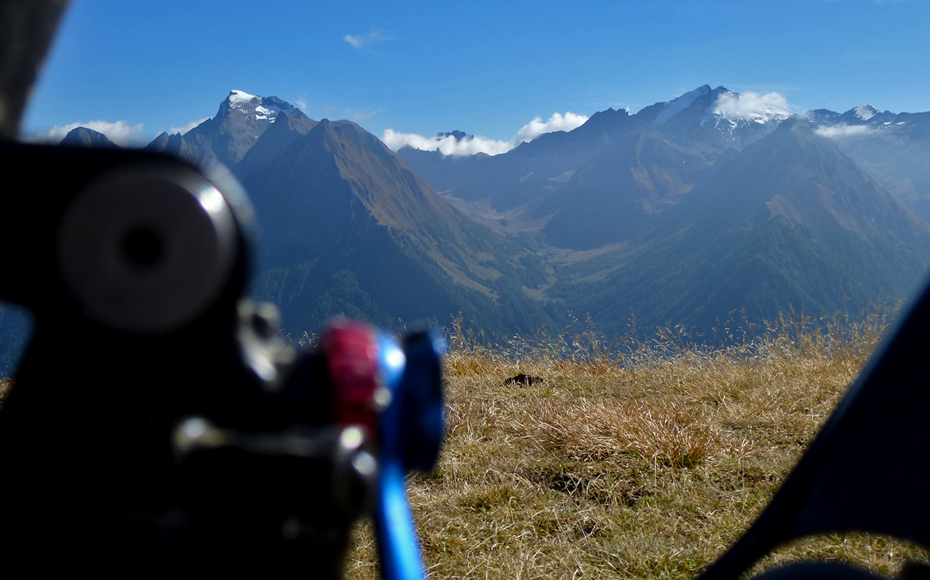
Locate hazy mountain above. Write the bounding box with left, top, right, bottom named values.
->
left=397, top=85, right=790, bottom=238
left=398, top=108, right=634, bottom=213
left=60, top=127, right=117, bottom=148
left=667, top=116, right=930, bottom=316
left=806, top=105, right=930, bottom=223
left=150, top=87, right=930, bottom=339
left=543, top=117, right=930, bottom=333
left=539, top=131, right=716, bottom=250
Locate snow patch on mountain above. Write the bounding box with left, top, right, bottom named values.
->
left=254, top=105, right=280, bottom=120
left=224, top=90, right=297, bottom=122
left=229, top=90, right=258, bottom=107
left=854, top=104, right=878, bottom=121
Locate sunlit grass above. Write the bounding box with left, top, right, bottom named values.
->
left=348, top=301, right=929, bottom=579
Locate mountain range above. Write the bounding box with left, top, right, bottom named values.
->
left=398, top=85, right=930, bottom=332
left=3, top=85, right=929, bottom=372
left=146, top=90, right=557, bottom=337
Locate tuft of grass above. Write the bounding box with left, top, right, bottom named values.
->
left=348, top=301, right=928, bottom=579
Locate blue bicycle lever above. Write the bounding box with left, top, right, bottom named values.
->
left=374, top=329, right=445, bottom=580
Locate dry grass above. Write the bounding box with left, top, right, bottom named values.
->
left=0, top=305, right=922, bottom=579
left=347, top=303, right=929, bottom=579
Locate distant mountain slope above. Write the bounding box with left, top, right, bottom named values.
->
left=217, top=110, right=557, bottom=336
left=539, top=131, right=717, bottom=250
left=398, top=107, right=634, bottom=212
left=233, top=112, right=317, bottom=179
left=125, top=87, right=925, bottom=340
left=397, top=85, right=789, bottom=237
left=807, top=106, right=930, bottom=223
left=546, top=117, right=930, bottom=333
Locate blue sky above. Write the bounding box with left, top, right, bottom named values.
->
left=20, top=0, right=930, bottom=149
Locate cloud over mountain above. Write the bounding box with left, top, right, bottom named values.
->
left=383, top=111, right=589, bottom=156
left=514, top=112, right=588, bottom=143
left=382, top=130, right=515, bottom=156
left=713, top=91, right=791, bottom=122
left=814, top=124, right=877, bottom=138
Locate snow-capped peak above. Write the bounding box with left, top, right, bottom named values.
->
left=228, top=90, right=259, bottom=107
left=853, top=104, right=878, bottom=121
left=224, top=90, right=297, bottom=121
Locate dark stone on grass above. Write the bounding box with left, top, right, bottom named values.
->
left=503, top=373, right=544, bottom=386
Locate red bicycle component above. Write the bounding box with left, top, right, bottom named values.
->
left=322, top=321, right=382, bottom=436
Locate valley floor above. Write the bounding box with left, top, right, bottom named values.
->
left=347, top=309, right=929, bottom=579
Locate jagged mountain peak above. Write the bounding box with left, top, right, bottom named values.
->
left=221, top=90, right=307, bottom=122
left=652, top=84, right=715, bottom=125
left=147, top=91, right=316, bottom=169
left=60, top=127, right=117, bottom=148
left=228, top=89, right=260, bottom=108
left=850, top=104, right=879, bottom=121
left=828, top=104, right=899, bottom=127
left=640, top=84, right=790, bottom=134
left=629, top=85, right=788, bottom=152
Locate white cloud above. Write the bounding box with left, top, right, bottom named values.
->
left=382, top=111, right=589, bottom=157
left=382, top=130, right=515, bottom=156
left=26, top=120, right=146, bottom=147
left=713, top=91, right=791, bottom=122
left=170, top=117, right=209, bottom=135
left=814, top=124, right=877, bottom=138
left=296, top=99, right=308, bottom=111
left=344, top=29, right=388, bottom=49
left=514, top=112, right=589, bottom=143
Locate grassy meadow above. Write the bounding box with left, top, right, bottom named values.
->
left=1, top=304, right=926, bottom=579
left=347, top=306, right=930, bottom=579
